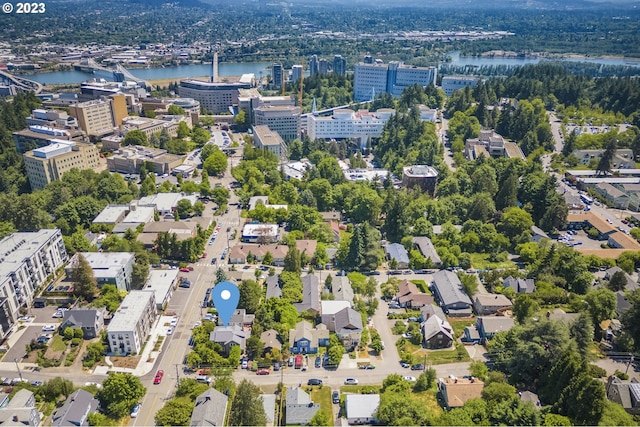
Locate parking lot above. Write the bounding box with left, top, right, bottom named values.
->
left=4, top=305, right=64, bottom=363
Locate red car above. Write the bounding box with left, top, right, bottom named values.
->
left=179, top=268, right=190, bottom=273
left=256, top=369, right=270, bottom=375
left=153, top=370, right=164, bottom=384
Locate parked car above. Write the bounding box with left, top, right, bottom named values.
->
left=344, top=378, right=358, bottom=385
left=196, top=375, right=212, bottom=384
left=273, top=362, right=280, bottom=371
left=256, top=369, right=270, bottom=375
left=315, top=357, right=321, bottom=368
left=42, top=325, right=56, bottom=332
left=30, top=380, right=43, bottom=386
left=130, top=403, right=141, bottom=418
left=332, top=391, right=340, bottom=404
left=179, top=267, right=190, bottom=273
left=153, top=370, right=164, bottom=384
left=411, top=364, right=425, bottom=371
left=401, top=362, right=411, bottom=368
left=307, top=378, right=323, bottom=386
left=403, top=376, right=417, bottom=382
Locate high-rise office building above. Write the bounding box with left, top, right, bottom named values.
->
left=364, top=55, right=374, bottom=64
left=310, top=55, right=319, bottom=76
left=272, top=63, right=284, bottom=89
left=292, top=65, right=303, bottom=83
left=353, top=60, right=437, bottom=101
left=333, top=55, right=346, bottom=76
left=68, top=95, right=127, bottom=137
left=254, top=105, right=301, bottom=141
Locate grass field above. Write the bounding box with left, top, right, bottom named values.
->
left=469, top=253, right=516, bottom=270
left=410, top=280, right=430, bottom=294
left=307, top=386, right=334, bottom=425
left=448, top=318, right=476, bottom=339
left=50, top=336, right=67, bottom=352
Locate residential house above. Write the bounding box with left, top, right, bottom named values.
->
left=474, top=294, right=513, bottom=316
left=210, top=325, right=247, bottom=355
left=531, top=226, right=549, bottom=243
left=260, top=329, right=282, bottom=353
left=190, top=389, right=228, bottom=427
left=332, top=307, right=363, bottom=350
left=412, top=237, right=442, bottom=267
left=345, top=394, right=380, bottom=425
left=605, top=267, right=639, bottom=291
left=419, top=305, right=446, bottom=323
left=395, top=280, right=434, bottom=309
left=59, top=308, right=105, bottom=339
left=218, top=309, right=254, bottom=330
left=52, top=389, right=99, bottom=427
left=476, top=317, right=515, bottom=343
left=294, top=275, right=320, bottom=315
left=320, top=300, right=351, bottom=326
left=422, top=315, right=454, bottom=349
left=285, top=387, right=319, bottom=425
left=0, top=389, right=40, bottom=426
left=438, top=377, right=485, bottom=409
left=289, top=321, right=329, bottom=354
left=332, top=275, right=354, bottom=304
left=385, top=243, right=410, bottom=269
left=519, top=391, right=541, bottom=409
left=265, top=275, right=282, bottom=299
left=606, top=376, right=640, bottom=415
left=261, top=394, right=277, bottom=427
left=502, top=276, right=535, bottom=294
left=431, top=270, right=473, bottom=316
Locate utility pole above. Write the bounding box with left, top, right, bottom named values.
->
left=14, top=358, right=23, bottom=381
left=175, top=363, right=181, bottom=386
left=626, top=355, right=634, bottom=375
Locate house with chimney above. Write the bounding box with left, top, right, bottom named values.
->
left=52, top=389, right=99, bottom=427
left=190, top=389, right=228, bottom=427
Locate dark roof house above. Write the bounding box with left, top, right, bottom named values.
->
left=52, top=389, right=99, bottom=427
left=431, top=270, right=473, bottom=316
left=294, top=275, right=320, bottom=315
left=285, top=387, right=319, bottom=425
left=190, top=389, right=228, bottom=426
left=59, top=308, right=105, bottom=339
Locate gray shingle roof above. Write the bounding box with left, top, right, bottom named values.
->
left=420, top=305, right=446, bottom=321
left=265, top=275, right=282, bottom=299
left=432, top=270, right=473, bottom=308
left=412, top=237, right=442, bottom=265
left=52, top=389, right=99, bottom=427
left=332, top=276, right=353, bottom=303
left=422, top=315, right=453, bottom=341
left=190, top=389, right=228, bottom=426
left=294, top=275, right=320, bottom=313
left=334, top=307, right=363, bottom=334
left=385, top=243, right=410, bottom=265
left=210, top=325, right=247, bottom=350
left=260, top=394, right=276, bottom=424
left=285, top=388, right=319, bottom=425
left=60, top=308, right=101, bottom=329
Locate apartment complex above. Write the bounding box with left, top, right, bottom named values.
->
left=68, top=95, right=128, bottom=137
left=23, top=140, right=100, bottom=190
left=252, top=125, right=287, bottom=159
left=292, top=65, right=303, bottom=83
left=272, top=63, right=284, bottom=89
left=66, top=252, right=135, bottom=292
left=354, top=60, right=437, bottom=101
left=106, top=145, right=183, bottom=175
left=178, top=80, right=250, bottom=114
left=441, top=76, right=479, bottom=96
left=306, top=108, right=395, bottom=149
left=333, top=55, right=347, bottom=76
left=0, top=229, right=68, bottom=336
left=107, top=290, right=157, bottom=355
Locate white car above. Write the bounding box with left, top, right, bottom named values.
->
left=344, top=378, right=358, bottom=385
left=52, top=311, right=63, bottom=318
left=166, top=327, right=173, bottom=335
left=403, top=376, right=417, bottom=382
left=170, top=317, right=178, bottom=327
left=130, top=403, right=141, bottom=418
left=192, top=321, right=201, bottom=329
left=42, top=325, right=56, bottom=332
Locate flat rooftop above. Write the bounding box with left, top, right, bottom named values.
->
left=73, top=252, right=134, bottom=279
left=0, top=229, right=62, bottom=279
left=107, top=290, right=155, bottom=332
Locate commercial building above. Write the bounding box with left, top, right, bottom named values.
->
left=241, top=223, right=279, bottom=244
left=67, top=252, right=135, bottom=292
left=0, top=229, right=67, bottom=335
left=254, top=105, right=301, bottom=141
left=23, top=140, right=101, bottom=190
left=345, top=394, right=380, bottom=425
left=137, top=192, right=199, bottom=216
left=120, top=116, right=188, bottom=139
left=441, top=76, right=479, bottom=96
left=306, top=108, right=395, bottom=149
left=13, top=125, right=87, bottom=154
left=333, top=55, right=346, bottom=76
left=354, top=60, right=437, bottom=101
left=68, top=95, right=128, bottom=137
left=178, top=80, right=250, bottom=114
left=106, top=145, right=183, bottom=175
left=343, top=168, right=389, bottom=182
left=107, top=290, right=157, bottom=355
left=402, top=165, right=439, bottom=196
left=252, top=125, right=287, bottom=159
left=26, top=108, right=78, bottom=128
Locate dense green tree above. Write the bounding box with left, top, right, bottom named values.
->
left=41, top=377, right=75, bottom=402
left=229, top=380, right=267, bottom=426
left=238, top=279, right=262, bottom=314
left=585, top=288, right=617, bottom=328
left=204, top=148, right=228, bottom=176
left=123, top=129, right=149, bottom=146
left=69, top=253, right=98, bottom=301
left=155, top=398, right=194, bottom=426
left=97, top=373, right=146, bottom=418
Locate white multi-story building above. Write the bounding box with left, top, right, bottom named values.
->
left=107, top=290, right=157, bottom=355
left=178, top=80, right=250, bottom=114
left=306, top=109, right=395, bottom=149
left=0, top=229, right=68, bottom=336
left=354, top=60, right=437, bottom=101
left=252, top=125, right=287, bottom=159
left=441, top=76, right=479, bottom=97
left=254, top=105, right=301, bottom=141
left=66, top=252, right=135, bottom=292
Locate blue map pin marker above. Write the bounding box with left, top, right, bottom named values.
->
left=211, top=281, right=240, bottom=327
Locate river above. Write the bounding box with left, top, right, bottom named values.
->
left=16, top=52, right=640, bottom=85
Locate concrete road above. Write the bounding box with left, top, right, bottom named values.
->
left=437, top=115, right=456, bottom=171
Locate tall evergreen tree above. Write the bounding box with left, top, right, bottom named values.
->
left=70, top=253, right=98, bottom=301
left=229, top=380, right=267, bottom=426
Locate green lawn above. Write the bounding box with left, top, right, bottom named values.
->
left=449, top=318, right=476, bottom=339
left=307, top=386, right=334, bottom=425
left=410, top=280, right=430, bottom=294
left=426, top=343, right=471, bottom=365
left=50, top=336, right=67, bottom=352
left=469, top=253, right=516, bottom=270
